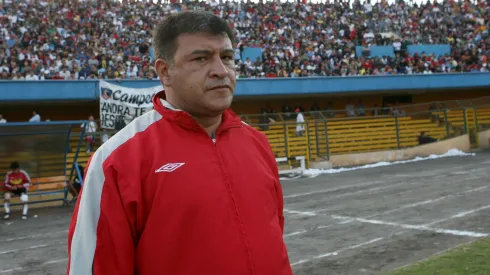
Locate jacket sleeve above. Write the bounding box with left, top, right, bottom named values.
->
left=67, top=154, right=136, bottom=275
left=274, top=175, right=285, bottom=234
left=257, top=131, right=286, bottom=234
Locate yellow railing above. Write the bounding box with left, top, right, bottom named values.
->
left=251, top=105, right=490, bottom=167
left=66, top=105, right=490, bottom=169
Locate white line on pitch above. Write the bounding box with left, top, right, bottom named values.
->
left=329, top=185, right=489, bottom=223
left=0, top=241, right=65, bottom=255
left=368, top=185, right=489, bottom=218
left=287, top=185, right=489, bottom=218
left=0, top=258, right=67, bottom=274
left=284, top=224, right=335, bottom=238
left=284, top=230, right=308, bottom=237
left=44, top=258, right=68, bottom=265
left=4, top=230, right=68, bottom=242
left=0, top=244, right=48, bottom=255
left=283, top=180, right=384, bottom=199
left=291, top=237, right=384, bottom=266
left=0, top=268, right=22, bottom=274
left=288, top=204, right=490, bottom=267
left=332, top=216, right=489, bottom=238
left=425, top=204, right=490, bottom=226
left=286, top=179, right=435, bottom=201
left=284, top=209, right=317, bottom=216
left=284, top=196, right=490, bottom=238
left=329, top=204, right=490, bottom=237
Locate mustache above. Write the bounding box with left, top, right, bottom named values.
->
left=206, top=83, right=234, bottom=90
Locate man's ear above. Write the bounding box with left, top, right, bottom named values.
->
left=155, top=59, right=172, bottom=87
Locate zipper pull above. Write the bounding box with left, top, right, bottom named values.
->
left=211, top=132, right=217, bottom=145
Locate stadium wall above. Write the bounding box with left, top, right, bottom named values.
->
left=1, top=77, right=490, bottom=122
left=1, top=73, right=490, bottom=102
left=2, top=88, right=489, bottom=123
left=477, top=130, right=490, bottom=149
left=312, top=134, right=471, bottom=168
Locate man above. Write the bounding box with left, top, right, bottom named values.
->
left=295, top=108, right=305, bottom=136
left=3, top=161, right=31, bottom=220
left=67, top=11, right=292, bottom=275
left=418, top=131, right=438, bottom=145
left=81, top=115, right=97, bottom=153
left=67, top=163, right=85, bottom=202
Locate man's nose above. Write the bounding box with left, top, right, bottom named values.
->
left=209, top=57, right=230, bottom=78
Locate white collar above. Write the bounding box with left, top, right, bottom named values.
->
left=160, top=99, right=181, bottom=111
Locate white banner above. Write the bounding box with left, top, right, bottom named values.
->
left=99, top=80, right=163, bottom=130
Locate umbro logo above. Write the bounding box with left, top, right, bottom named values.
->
left=155, top=163, right=185, bottom=173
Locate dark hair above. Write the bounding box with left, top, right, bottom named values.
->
left=10, top=161, right=19, bottom=170
left=152, top=11, right=235, bottom=64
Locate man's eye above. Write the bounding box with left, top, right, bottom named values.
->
left=195, top=57, right=208, bottom=62
left=222, top=56, right=234, bottom=61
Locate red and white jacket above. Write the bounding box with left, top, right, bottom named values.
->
left=67, top=91, right=293, bottom=275
left=5, top=170, right=31, bottom=190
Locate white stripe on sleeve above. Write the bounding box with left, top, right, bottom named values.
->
left=69, top=110, right=162, bottom=275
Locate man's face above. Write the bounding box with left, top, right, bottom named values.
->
left=156, top=32, right=236, bottom=117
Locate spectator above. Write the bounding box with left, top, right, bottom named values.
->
left=3, top=161, right=31, bottom=220
left=357, top=100, right=366, bottom=116
left=67, top=163, right=85, bottom=202
left=81, top=115, right=98, bottom=153
left=28, top=110, right=41, bottom=122
left=0, top=114, right=6, bottom=123
left=418, top=132, right=438, bottom=145
left=346, top=100, right=356, bottom=117
left=295, top=108, right=305, bottom=136
left=0, top=0, right=488, bottom=81
left=25, top=71, right=39, bottom=80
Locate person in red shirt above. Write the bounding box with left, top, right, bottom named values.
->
left=67, top=11, right=293, bottom=275
left=3, top=161, right=31, bottom=220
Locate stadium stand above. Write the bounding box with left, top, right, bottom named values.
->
left=251, top=116, right=448, bottom=161
left=434, top=107, right=490, bottom=130
left=0, top=0, right=488, bottom=80
left=60, top=96, right=490, bottom=169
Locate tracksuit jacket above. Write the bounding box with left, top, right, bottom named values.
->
left=67, top=91, right=293, bottom=275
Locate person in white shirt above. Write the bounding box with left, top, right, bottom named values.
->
left=295, top=108, right=305, bottom=137
left=60, top=67, right=71, bottom=79
left=25, top=71, right=39, bottom=80
left=81, top=115, right=98, bottom=153
left=29, top=111, right=41, bottom=122
left=0, top=114, right=6, bottom=123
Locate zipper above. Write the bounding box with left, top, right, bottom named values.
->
left=210, top=124, right=243, bottom=145
left=211, top=132, right=217, bottom=145
left=212, top=130, right=255, bottom=274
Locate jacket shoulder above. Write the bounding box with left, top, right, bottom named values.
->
left=240, top=121, right=275, bottom=152
left=94, top=110, right=163, bottom=164
left=241, top=121, right=268, bottom=139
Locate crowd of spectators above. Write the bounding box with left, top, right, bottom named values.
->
left=0, top=0, right=489, bottom=81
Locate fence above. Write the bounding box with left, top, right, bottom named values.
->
left=60, top=96, right=490, bottom=171
left=244, top=103, right=490, bottom=168
left=0, top=121, right=88, bottom=207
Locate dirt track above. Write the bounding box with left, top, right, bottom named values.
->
left=1, top=150, right=489, bottom=274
